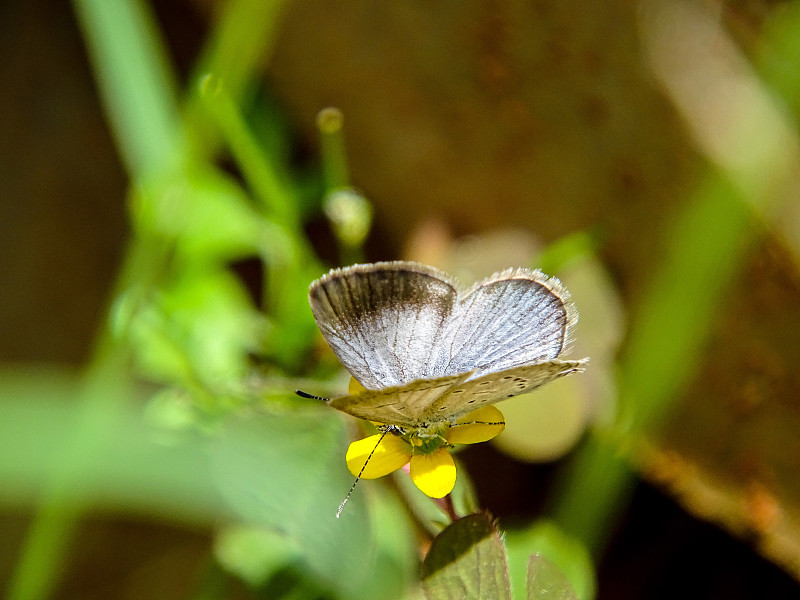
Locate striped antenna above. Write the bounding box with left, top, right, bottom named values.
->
left=336, top=429, right=389, bottom=518
left=295, top=389, right=328, bottom=401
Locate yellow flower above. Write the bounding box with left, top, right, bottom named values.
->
left=344, top=404, right=506, bottom=498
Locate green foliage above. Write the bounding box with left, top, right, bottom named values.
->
left=421, top=514, right=512, bottom=600
left=527, top=554, right=579, bottom=600
left=7, top=0, right=800, bottom=598
left=420, top=514, right=580, bottom=600
left=129, top=167, right=269, bottom=265
left=505, top=521, right=594, bottom=600
left=7, top=1, right=401, bottom=598
left=210, top=411, right=389, bottom=599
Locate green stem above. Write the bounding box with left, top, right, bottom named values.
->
left=71, top=0, right=183, bottom=177
left=184, top=0, right=289, bottom=158
left=199, top=76, right=298, bottom=226
left=317, top=107, right=351, bottom=192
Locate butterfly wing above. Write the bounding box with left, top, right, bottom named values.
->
left=421, top=359, right=588, bottom=423
left=327, top=372, right=472, bottom=428
left=309, top=262, right=459, bottom=389
left=430, top=269, right=578, bottom=379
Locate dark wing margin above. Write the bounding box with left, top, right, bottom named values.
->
left=309, top=261, right=459, bottom=389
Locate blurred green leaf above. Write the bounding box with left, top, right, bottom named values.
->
left=421, top=513, right=511, bottom=600
left=129, top=168, right=269, bottom=265
left=186, top=0, right=289, bottom=156
left=506, top=521, right=595, bottom=600
left=211, top=410, right=411, bottom=599
left=214, top=525, right=301, bottom=588
left=527, top=554, right=578, bottom=600
left=0, top=369, right=416, bottom=599
left=143, top=387, right=202, bottom=437
left=124, top=268, right=263, bottom=391
left=359, top=489, right=417, bottom=600
left=0, top=368, right=222, bottom=522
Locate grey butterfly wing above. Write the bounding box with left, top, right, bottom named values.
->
left=421, top=359, right=588, bottom=423
left=430, top=269, right=578, bottom=380
left=327, top=372, right=472, bottom=428
left=309, top=262, right=458, bottom=389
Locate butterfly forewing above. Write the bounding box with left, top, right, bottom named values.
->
left=327, top=372, right=472, bottom=428
left=421, top=359, right=588, bottom=423
left=309, top=262, right=458, bottom=389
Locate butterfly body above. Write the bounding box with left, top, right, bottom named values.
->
left=309, top=261, right=588, bottom=430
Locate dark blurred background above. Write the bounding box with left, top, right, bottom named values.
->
left=3, top=0, right=800, bottom=598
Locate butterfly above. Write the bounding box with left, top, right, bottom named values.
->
left=307, top=261, right=587, bottom=428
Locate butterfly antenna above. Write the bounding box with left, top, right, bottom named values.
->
left=295, top=389, right=329, bottom=401
left=336, top=429, right=389, bottom=519
left=451, top=417, right=505, bottom=427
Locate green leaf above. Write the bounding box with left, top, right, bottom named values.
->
left=123, top=268, right=262, bottom=389
left=357, top=490, right=418, bottom=600
left=0, top=367, right=223, bottom=520
left=129, top=168, right=267, bottom=265
left=527, top=554, right=578, bottom=600
left=211, top=410, right=393, bottom=599
left=214, top=525, right=301, bottom=587
left=421, top=513, right=512, bottom=600
left=505, top=520, right=595, bottom=600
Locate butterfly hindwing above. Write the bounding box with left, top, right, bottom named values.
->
left=327, top=372, right=472, bottom=428
left=421, top=359, right=588, bottom=423
left=429, top=270, right=577, bottom=380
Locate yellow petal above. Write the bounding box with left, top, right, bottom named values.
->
left=345, top=434, right=411, bottom=479
left=447, top=405, right=505, bottom=444
left=349, top=377, right=367, bottom=394
left=410, top=449, right=456, bottom=498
